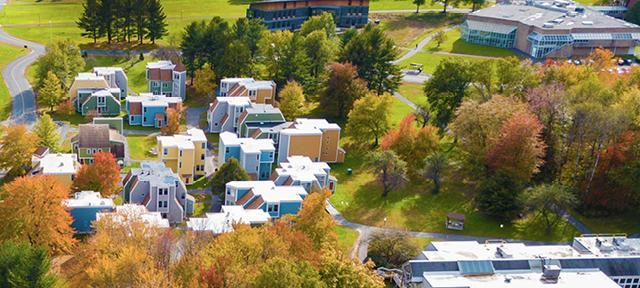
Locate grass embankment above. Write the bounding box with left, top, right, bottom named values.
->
left=0, top=43, right=27, bottom=120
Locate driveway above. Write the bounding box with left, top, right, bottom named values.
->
left=185, top=106, right=206, bottom=129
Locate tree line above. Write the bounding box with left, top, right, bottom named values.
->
left=77, top=0, right=168, bottom=44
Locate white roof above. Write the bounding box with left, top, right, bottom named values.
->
left=276, top=156, right=330, bottom=182
left=422, top=241, right=582, bottom=261
left=97, top=204, right=170, bottom=228
left=226, top=180, right=307, bottom=202
left=75, top=72, right=104, bottom=81
left=93, top=66, right=124, bottom=74
left=573, top=236, right=640, bottom=257
left=221, top=78, right=275, bottom=90
left=295, top=118, right=341, bottom=130
left=126, top=93, right=182, bottom=106
left=64, top=191, right=114, bottom=208
left=219, top=132, right=275, bottom=153
left=186, top=205, right=270, bottom=233
left=422, top=270, right=619, bottom=288
left=157, top=128, right=207, bottom=150
left=35, top=153, right=79, bottom=175
left=146, top=60, right=175, bottom=69
left=280, top=127, right=322, bottom=136
left=215, top=96, right=252, bottom=105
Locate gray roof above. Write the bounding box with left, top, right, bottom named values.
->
left=74, top=124, right=125, bottom=148
left=469, top=4, right=640, bottom=31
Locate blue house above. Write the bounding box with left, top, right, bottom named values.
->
left=64, top=191, right=115, bottom=233
left=126, top=93, right=183, bottom=128
left=218, top=132, right=275, bottom=180
left=224, top=181, right=307, bottom=218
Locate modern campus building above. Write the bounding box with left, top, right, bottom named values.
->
left=64, top=191, right=115, bottom=233
left=126, top=93, right=183, bottom=128
left=218, top=132, right=276, bottom=181
left=271, top=156, right=336, bottom=192
left=157, top=128, right=208, bottom=185
left=122, top=161, right=194, bottom=224
left=71, top=124, right=127, bottom=165
left=403, top=235, right=640, bottom=288
left=69, top=72, right=122, bottom=116
left=186, top=205, right=271, bottom=234
left=247, top=0, right=369, bottom=31
left=219, top=78, right=276, bottom=104
left=224, top=181, right=307, bottom=218
left=30, top=147, right=80, bottom=187
left=146, top=60, right=186, bottom=99
left=462, top=2, right=640, bottom=59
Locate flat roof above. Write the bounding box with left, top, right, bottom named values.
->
left=126, top=93, right=182, bottom=106
left=219, top=132, right=275, bottom=153
left=132, top=161, right=182, bottom=186
left=295, top=118, right=341, bottom=130
left=157, top=128, right=207, bottom=149
left=276, top=156, right=330, bottom=182
left=65, top=191, right=114, bottom=208
left=35, top=153, right=79, bottom=175
left=75, top=72, right=105, bottom=81
left=215, top=96, right=252, bottom=104
left=226, top=180, right=307, bottom=202
left=469, top=3, right=639, bottom=30
left=97, top=204, right=170, bottom=228
left=422, top=270, right=619, bottom=288
left=187, top=205, right=270, bottom=233
left=146, top=60, right=175, bottom=69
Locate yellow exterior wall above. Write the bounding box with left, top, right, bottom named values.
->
left=50, top=173, right=74, bottom=188
left=320, top=129, right=340, bottom=163
left=288, top=135, right=322, bottom=161
left=193, top=140, right=206, bottom=177
left=179, top=148, right=195, bottom=184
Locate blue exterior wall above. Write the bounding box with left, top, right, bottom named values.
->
left=259, top=163, right=272, bottom=180
left=279, top=201, right=301, bottom=217
left=69, top=206, right=114, bottom=233
left=247, top=4, right=368, bottom=31
left=142, top=106, right=166, bottom=127
left=223, top=146, right=241, bottom=162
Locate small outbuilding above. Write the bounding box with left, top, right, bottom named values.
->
left=446, top=212, right=465, bottom=231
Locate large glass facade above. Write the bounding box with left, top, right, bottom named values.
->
left=460, top=20, right=517, bottom=48
left=528, top=33, right=573, bottom=59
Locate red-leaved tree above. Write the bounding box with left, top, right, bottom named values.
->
left=73, top=152, right=121, bottom=197
left=381, top=114, right=439, bottom=172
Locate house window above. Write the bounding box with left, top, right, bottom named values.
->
left=226, top=188, right=232, bottom=195
left=201, top=154, right=205, bottom=160
left=163, top=148, right=168, bottom=155
left=144, top=107, right=147, bottom=113
left=129, top=116, right=134, bottom=122
left=143, top=117, right=147, bottom=122
left=225, top=147, right=230, bottom=153
left=249, top=90, right=257, bottom=97
left=179, top=150, right=183, bottom=157
left=179, top=162, right=182, bottom=168
left=267, top=203, right=279, bottom=213
left=201, top=143, right=205, bottom=149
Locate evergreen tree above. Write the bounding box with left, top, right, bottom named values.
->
left=210, top=158, right=249, bottom=195
left=97, top=0, right=116, bottom=43
left=77, top=0, right=101, bottom=43
left=37, top=71, right=65, bottom=112
left=118, top=0, right=135, bottom=42
left=0, top=242, right=59, bottom=288
left=33, top=114, right=61, bottom=152
left=145, top=0, right=168, bottom=44
left=181, top=21, right=206, bottom=83
left=133, top=0, right=148, bottom=43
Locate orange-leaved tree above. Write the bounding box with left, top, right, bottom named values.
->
left=0, top=175, right=76, bottom=255
left=381, top=114, right=439, bottom=172
left=0, top=125, right=39, bottom=180
left=294, top=189, right=336, bottom=249
left=73, top=151, right=121, bottom=197
left=161, top=107, right=182, bottom=136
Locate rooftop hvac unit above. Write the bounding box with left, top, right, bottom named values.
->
left=496, top=247, right=513, bottom=258
left=541, top=265, right=561, bottom=283
left=543, top=22, right=555, bottom=28
left=582, top=21, right=594, bottom=25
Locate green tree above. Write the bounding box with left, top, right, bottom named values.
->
left=475, top=172, right=523, bottom=221
left=33, top=114, right=60, bottom=152
left=367, top=150, right=407, bottom=197
left=133, top=0, right=148, bottom=43
left=347, top=93, right=392, bottom=147
left=0, top=125, right=39, bottom=180
left=233, top=18, right=267, bottom=59
left=220, top=39, right=252, bottom=77
left=423, top=151, right=448, bottom=194
left=299, top=12, right=336, bottom=38
left=340, top=24, right=402, bottom=95
left=35, top=40, right=85, bottom=90
left=37, top=71, right=65, bottom=112
left=259, top=31, right=310, bottom=90
left=97, top=0, right=116, bottom=43
left=522, top=184, right=577, bottom=234
left=193, top=66, right=216, bottom=99
left=303, top=30, right=335, bottom=95
left=367, top=231, right=419, bottom=268
left=210, top=158, right=250, bottom=195
left=424, top=58, right=472, bottom=130
left=145, top=0, right=167, bottom=44
left=204, top=17, right=233, bottom=79
left=433, top=30, right=447, bottom=48
left=320, top=62, right=368, bottom=120
left=626, top=2, right=640, bottom=26
left=413, top=0, right=426, bottom=13
left=77, top=0, right=101, bottom=43
left=495, top=57, right=539, bottom=98
left=0, top=241, right=60, bottom=288
left=278, top=81, right=305, bottom=120
left=181, top=21, right=206, bottom=83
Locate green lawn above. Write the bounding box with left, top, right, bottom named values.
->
left=425, top=28, right=518, bottom=58
left=378, top=12, right=463, bottom=49
left=187, top=176, right=210, bottom=190
left=390, top=96, right=415, bottom=126
left=400, top=51, right=485, bottom=74
left=191, top=193, right=212, bottom=217
left=121, top=161, right=141, bottom=173
left=398, top=82, right=427, bottom=107
left=335, top=225, right=359, bottom=255
left=0, top=43, right=27, bottom=120
left=571, top=210, right=640, bottom=235
left=329, top=150, right=579, bottom=242
left=127, top=135, right=157, bottom=160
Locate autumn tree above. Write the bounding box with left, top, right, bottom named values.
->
left=485, top=111, right=546, bottom=182
left=367, top=150, right=407, bottom=197
left=278, top=81, right=305, bottom=120
left=423, top=151, right=448, bottom=194
left=0, top=241, right=60, bottom=287
left=367, top=231, right=420, bottom=268
left=586, top=48, right=615, bottom=72
left=161, top=107, right=182, bottom=136
left=294, top=189, right=336, bottom=249
left=193, top=66, right=216, bottom=99
left=37, top=71, right=65, bottom=112
left=347, top=93, right=392, bottom=147
left=0, top=125, right=39, bottom=180
left=381, top=114, right=439, bottom=172
left=210, top=158, right=249, bottom=195
left=522, top=183, right=577, bottom=234
left=33, top=114, right=61, bottom=152
left=424, top=58, right=473, bottom=130
left=320, top=62, right=369, bottom=119
left=73, top=151, right=121, bottom=197
left=0, top=175, right=76, bottom=255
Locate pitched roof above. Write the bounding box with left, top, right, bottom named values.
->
left=246, top=196, right=264, bottom=209
left=77, top=124, right=111, bottom=148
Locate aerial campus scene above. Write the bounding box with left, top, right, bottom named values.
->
left=2, top=0, right=640, bottom=286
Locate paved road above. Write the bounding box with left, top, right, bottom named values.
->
left=185, top=107, right=207, bottom=129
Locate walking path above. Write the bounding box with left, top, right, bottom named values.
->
left=393, top=25, right=458, bottom=64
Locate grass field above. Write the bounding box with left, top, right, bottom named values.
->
left=191, top=193, right=212, bottom=217
left=0, top=43, right=27, bottom=120
left=398, top=82, right=426, bottom=106
left=378, top=12, right=463, bottom=49
left=127, top=135, right=157, bottom=160
left=571, top=210, right=640, bottom=235
left=335, top=226, right=359, bottom=255
left=329, top=150, right=580, bottom=242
